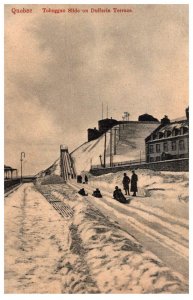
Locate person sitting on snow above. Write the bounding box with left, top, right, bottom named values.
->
left=78, top=188, right=88, bottom=196
left=113, top=186, right=127, bottom=204
left=92, top=188, right=102, bottom=198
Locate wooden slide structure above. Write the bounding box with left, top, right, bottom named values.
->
left=60, top=145, right=76, bottom=181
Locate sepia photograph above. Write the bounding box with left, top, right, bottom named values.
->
left=4, top=2, right=189, bottom=294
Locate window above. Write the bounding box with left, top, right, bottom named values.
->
left=180, top=127, right=188, bottom=135
left=164, top=130, right=171, bottom=138
left=172, top=141, right=176, bottom=151
left=159, top=132, right=164, bottom=139
left=153, top=134, right=157, bottom=140
left=179, top=140, right=185, bottom=150
left=156, top=144, right=160, bottom=153
left=163, top=142, right=168, bottom=152
left=150, top=157, right=154, bottom=162
left=156, top=156, right=160, bottom=161
left=149, top=145, right=154, bottom=153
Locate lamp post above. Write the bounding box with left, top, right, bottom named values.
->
left=99, top=154, right=102, bottom=167
left=20, top=152, right=25, bottom=183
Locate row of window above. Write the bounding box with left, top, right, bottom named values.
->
left=151, top=127, right=188, bottom=140
left=148, top=140, right=185, bottom=154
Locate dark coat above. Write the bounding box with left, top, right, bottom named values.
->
left=77, top=175, right=82, bottom=183
left=113, top=189, right=127, bottom=203
left=92, top=190, right=102, bottom=198
left=131, top=174, right=138, bottom=192
left=122, top=175, right=130, bottom=189
left=78, top=188, right=87, bottom=196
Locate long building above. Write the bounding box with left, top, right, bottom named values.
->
left=145, top=109, right=189, bottom=163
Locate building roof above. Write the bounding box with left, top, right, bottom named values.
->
left=4, top=165, right=17, bottom=171
left=145, top=119, right=188, bottom=142
left=159, top=120, right=188, bottom=133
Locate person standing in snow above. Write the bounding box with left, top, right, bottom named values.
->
left=85, top=175, right=88, bottom=184
left=131, top=170, right=138, bottom=196
left=122, top=173, right=130, bottom=195
left=77, top=175, right=82, bottom=183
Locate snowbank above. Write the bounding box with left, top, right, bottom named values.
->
left=5, top=182, right=188, bottom=293
left=88, top=169, right=189, bottom=220
left=70, top=199, right=187, bottom=293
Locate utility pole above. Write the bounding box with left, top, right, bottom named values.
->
left=110, top=128, right=113, bottom=167
left=90, top=158, right=92, bottom=170
left=104, top=132, right=107, bottom=168
left=102, top=102, right=103, bottom=120
left=114, top=127, right=118, bottom=155
left=99, top=155, right=102, bottom=167
left=20, top=152, right=25, bottom=183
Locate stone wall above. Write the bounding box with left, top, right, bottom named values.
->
left=90, top=158, right=189, bottom=176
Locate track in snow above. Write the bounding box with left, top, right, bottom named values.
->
left=67, top=180, right=189, bottom=280
left=37, top=186, right=74, bottom=219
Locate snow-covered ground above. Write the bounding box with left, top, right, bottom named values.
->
left=67, top=169, right=188, bottom=279
left=87, top=169, right=189, bottom=220
left=4, top=178, right=188, bottom=293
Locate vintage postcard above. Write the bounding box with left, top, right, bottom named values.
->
left=4, top=3, right=189, bottom=294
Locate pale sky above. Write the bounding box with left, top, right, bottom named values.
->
left=4, top=4, right=188, bottom=175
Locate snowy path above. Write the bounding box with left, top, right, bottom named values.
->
left=68, top=180, right=188, bottom=280
left=4, top=183, right=99, bottom=293
left=5, top=183, right=188, bottom=293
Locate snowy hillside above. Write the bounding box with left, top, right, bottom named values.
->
left=71, top=134, right=110, bottom=175
left=114, top=122, right=159, bottom=162
left=36, top=122, right=159, bottom=177
left=72, top=122, right=158, bottom=174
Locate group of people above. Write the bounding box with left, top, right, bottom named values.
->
left=77, top=174, right=88, bottom=184
left=113, top=171, right=138, bottom=203
left=122, top=171, right=138, bottom=196
left=78, top=187, right=102, bottom=198
left=77, top=170, right=138, bottom=204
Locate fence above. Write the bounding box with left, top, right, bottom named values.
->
left=4, top=178, right=21, bottom=192
left=91, top=159, right=146, bottom=170
left=90, top=158, right=189, bottom=176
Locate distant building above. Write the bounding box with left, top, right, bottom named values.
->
left=87, top=127, right=101, bottom=142
left=87, top=114, right=161, bottom=142
left=4, top=165, right=18, bottom=179
left=98, top=118, right=119, bottom=134
left=88, top=118, right=118, bottom=142
left=138, top=113, right=159, bottom=122
left=145, top=110, right=189, bottom=162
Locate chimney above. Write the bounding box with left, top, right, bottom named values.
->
left=161, top=115, right=170, bottom=126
